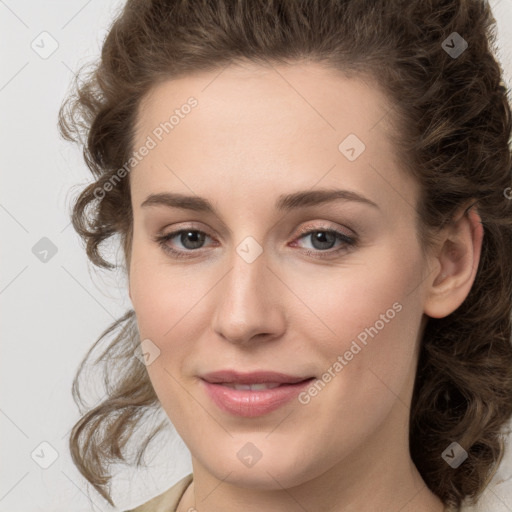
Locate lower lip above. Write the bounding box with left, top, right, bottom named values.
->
left=201, top=379, right=314, bottom=417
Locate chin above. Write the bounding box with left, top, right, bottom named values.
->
left=197, top=444, right=323, bottom=491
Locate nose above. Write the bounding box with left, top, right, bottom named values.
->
left=210, top=248, right=287, bottom=347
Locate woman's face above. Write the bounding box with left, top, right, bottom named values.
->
left=128, top=61, right=434, bottom=490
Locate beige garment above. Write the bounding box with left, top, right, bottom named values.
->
left=124, top=473, right=464, bottom=512
left=124, top=473, right=193, bottom=512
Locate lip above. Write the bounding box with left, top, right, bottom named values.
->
left=200, top=370, right=315, bottom=417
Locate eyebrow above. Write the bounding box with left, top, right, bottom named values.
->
left=140, top=188, right=379, bottom=213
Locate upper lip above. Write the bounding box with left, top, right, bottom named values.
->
left=201, top=370, right=313, bottom=385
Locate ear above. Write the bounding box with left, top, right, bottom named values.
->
left=423, top=202, right=484, bottom=319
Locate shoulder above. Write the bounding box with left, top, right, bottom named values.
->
left=123, top=473, right=193, bottom=512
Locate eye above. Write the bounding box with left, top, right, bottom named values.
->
left=155, top=228, right=214, bottom=258
left=291, top=225, right=357, bottom=259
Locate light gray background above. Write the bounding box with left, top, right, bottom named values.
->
left=1, top=1, right=511, bottom=510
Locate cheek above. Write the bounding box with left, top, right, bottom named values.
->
left=129, top=240, right=216, bottom=375
left=129, top=233, right=195, bottom=337
left=129, top=255, right=208, bottom=423
left=292, top=241, right=424, bottom=400
left=295, top=241, right=421, bottom=339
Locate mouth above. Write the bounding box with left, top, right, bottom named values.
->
left=200, top=369, right=314, bottom=385
left=200, top=370, right=315, bottom=417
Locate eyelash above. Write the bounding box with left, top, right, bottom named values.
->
left=154, top=224, right=357, bottom=260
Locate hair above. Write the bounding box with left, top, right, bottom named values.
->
left=58, top=0, right=512, bottom=508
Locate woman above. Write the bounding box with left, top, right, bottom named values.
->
left=58, top=0, right=512, bottom=511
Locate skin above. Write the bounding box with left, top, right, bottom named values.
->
left=127, top=60, right=483, bottom=512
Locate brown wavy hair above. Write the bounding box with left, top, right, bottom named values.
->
left=58, top=0, right=512, bottom=508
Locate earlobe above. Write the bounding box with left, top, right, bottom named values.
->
left=423, top=203, right=484, bottom=319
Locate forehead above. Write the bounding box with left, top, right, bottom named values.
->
left=135, top=60, right=395, bottom=145
left=130, top=60, right=418, bottom=216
